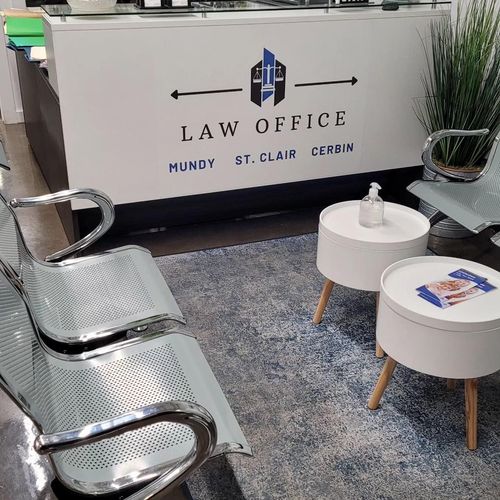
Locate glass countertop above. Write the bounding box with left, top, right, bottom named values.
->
left=42, top=1, right=451, bottom=18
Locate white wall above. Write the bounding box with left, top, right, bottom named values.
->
left=0, top=0, right=25, bottom=124
left=452, top=0, right=500, bottom=20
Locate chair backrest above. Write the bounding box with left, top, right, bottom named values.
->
left=0, top=194, right=59, bottom=427
left=476, top=135, right=500, bottom=184
left=0, top=194, right=46, bottom=313
left=0, top=193, right=41, bottom=299
left=0, top=269, right=44, bottom=426
left=0, top=193, right=23, bottom=276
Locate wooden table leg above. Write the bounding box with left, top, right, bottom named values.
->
left=375, top=342, right=385, bottom=358
left=447, top=379, right=457, bottom=390
left=465, top=378, right=478, bottom=450
left=313, top=279, right=334, bottom=325
left=375, top=292, right=385, bottom=358
left=368, top=357, right=397, bottom=410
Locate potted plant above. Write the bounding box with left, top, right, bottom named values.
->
left=415, top=0, right=500, bottom=237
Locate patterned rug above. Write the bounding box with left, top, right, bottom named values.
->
left=155, top=234, right=500, bottom=500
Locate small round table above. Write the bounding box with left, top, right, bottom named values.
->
left=313, top=201, right=430, bottom=356
left=368, top=256, right=500, bottom=450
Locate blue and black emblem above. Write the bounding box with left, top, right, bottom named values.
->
left=251, top=49, right=286, bottom=107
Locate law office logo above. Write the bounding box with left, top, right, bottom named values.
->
left=251, top=49, right=286, bottom=107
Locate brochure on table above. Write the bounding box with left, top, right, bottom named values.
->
left=417, top=269, right=497, bottom=309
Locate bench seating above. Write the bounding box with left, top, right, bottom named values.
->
left=0, top=185, right=185, bottom=350
left=0, top=269, right=251, bottom=497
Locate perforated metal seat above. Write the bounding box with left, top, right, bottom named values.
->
left=408, top=130, right=500, bottom=247
left=23, top=245, right=185, bottom=345
left=0, top=187, right=185, bottom=348
left=0, top=271, right=251, bottom=497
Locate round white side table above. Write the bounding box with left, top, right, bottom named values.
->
left=313, top=201, right=430, bottom=356
left=368, top=256, right=500, bottom=450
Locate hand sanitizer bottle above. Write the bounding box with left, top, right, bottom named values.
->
left=359, top=182, right=384, bottom=227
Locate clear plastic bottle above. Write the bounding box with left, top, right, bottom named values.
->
left=359, top=182, right=384, bottom=227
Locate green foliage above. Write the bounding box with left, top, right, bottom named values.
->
left=416, top=0, right=500, bottom=168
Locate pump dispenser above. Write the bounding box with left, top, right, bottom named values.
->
left=359, top=182, right=384, bottom=227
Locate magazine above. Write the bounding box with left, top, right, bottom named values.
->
left=416, top=268, right=496, bottom=309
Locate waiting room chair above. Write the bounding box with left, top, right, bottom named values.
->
left=0, top=270, right=251, bottom=497
left=0, top=173, right=185, bottom=351
left=407, top=129, right=500, bottom=246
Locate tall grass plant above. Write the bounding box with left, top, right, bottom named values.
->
left=416, top=0, right=500, bottom=169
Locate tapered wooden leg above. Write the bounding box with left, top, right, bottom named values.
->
left=447, top=379, right=457, bottom=390
left=375, top=342, right=385, bottom=358
left=465, top=378, right=478, bottom=450
left=313, top=279, right=334, bottom=324
left=375, top=292, right=385, bottom=358
left=368, top=357, right=397, bottom=410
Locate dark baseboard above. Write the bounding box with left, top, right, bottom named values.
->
left=76, top=166, right=422, bottom=238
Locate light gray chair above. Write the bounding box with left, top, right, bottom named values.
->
left=0, top=269, right=251, bottom=497
left=0, top=178, right=185, bottom=350
left=408, top=129, right=500, bottom=247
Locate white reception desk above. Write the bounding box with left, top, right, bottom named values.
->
left=41, top=2, right=450, bottom=215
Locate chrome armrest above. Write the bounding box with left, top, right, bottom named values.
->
left=422, top=129, right=490, bottom=181
left=491, top=231, right=500, bottom=248
left=10, top=188, right=115, bottom=262
left=35, top=401, right=217, bottom=500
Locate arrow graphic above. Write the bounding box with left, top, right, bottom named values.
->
left=171, top=88, right=243, bottom=100
left=295, top=76, right=358, bottom=88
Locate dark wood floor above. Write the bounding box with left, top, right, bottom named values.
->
left=88, top=207, right=321, bottom=257
left=429, top=230, right=500, bottom=272
left=92, top=214, right=500, bottom=271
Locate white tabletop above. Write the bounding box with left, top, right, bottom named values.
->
left=382, top=256, right=500, bottom=332
left=319, top=201, right=430, bottom=250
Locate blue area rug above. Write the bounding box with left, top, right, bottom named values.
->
left=155, top=234, right=500, bottom=500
